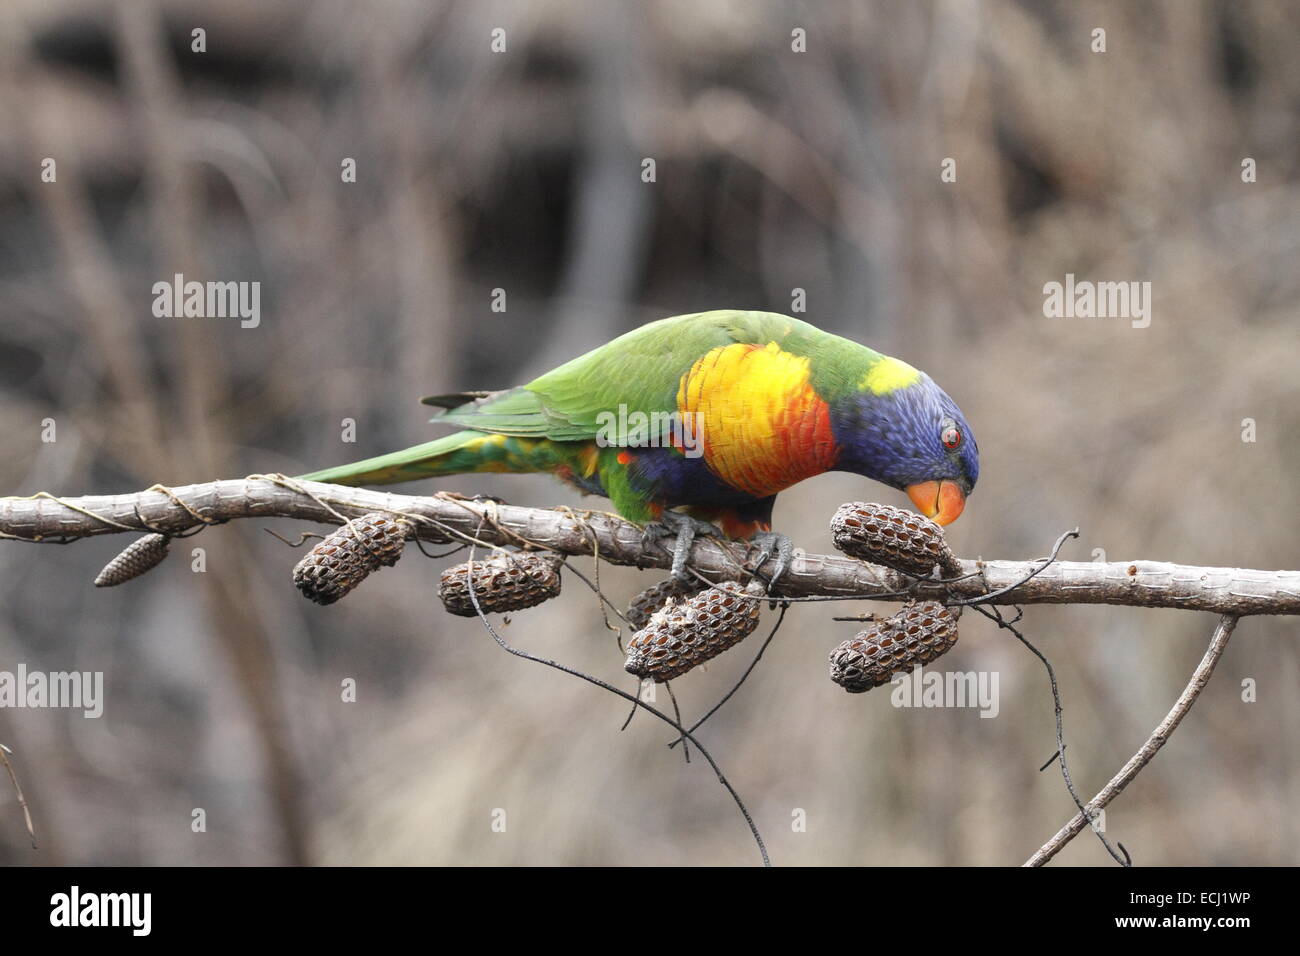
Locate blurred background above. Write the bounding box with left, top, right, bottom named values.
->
left=0, top=0, right=1296, bottom=866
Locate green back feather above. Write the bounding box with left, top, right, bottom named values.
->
left=435, top=310, right=890, bottom=439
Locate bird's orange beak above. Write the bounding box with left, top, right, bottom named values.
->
left=906, top=480, right=966, bottom=526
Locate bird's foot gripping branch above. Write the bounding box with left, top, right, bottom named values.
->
left=1, top=474, right=1297, bottom=865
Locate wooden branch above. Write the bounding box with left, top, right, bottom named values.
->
left=1024, top=614, right=1238, bottom=866
left=0, top=476, right=1297, bottom=615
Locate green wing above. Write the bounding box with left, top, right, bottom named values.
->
left=300, top=310, right=891, bottom=489
left=429, top=310, right=844, bottom=441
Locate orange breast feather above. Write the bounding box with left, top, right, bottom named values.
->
left=676, top=342, right=837, bottom=498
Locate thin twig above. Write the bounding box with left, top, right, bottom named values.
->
left=946, top=528, right=1079, bottom=607
left=976, top=604, right=1129, bottom=865
left=462, top=533, right=770, bottom=866
left=0, top=743, right=37, bottom=848
left=1024, top=614, right=1239, bottom=867
left=668, top=602, right=789, bottom=749
left=665, top=681, right=690, bottom=764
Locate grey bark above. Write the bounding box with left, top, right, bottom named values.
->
left=2, top=477, right=1296, bottom=616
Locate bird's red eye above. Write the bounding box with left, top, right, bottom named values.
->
left=941, top=425, right=962, bottom=449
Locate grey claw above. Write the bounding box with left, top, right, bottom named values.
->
left=640, top=522, right=666, bottom=552
left=750, top=531, right=794, bottom=593
left=642, top=511, right=719, bottom=584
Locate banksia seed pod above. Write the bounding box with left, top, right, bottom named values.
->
left=829, top=600, right=959, bottom=693
left=624, top=580, right=764, bottom=683
left=830, top=502, right=960, bottom=577
left=293, top=512, right=410, bottom=605
left=625, top=578, right=708, bottom=630
left=94, top=533, right=170, bottom=587
left=439, top=551, right=563, bottom=617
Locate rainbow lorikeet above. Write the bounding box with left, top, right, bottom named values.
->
left=301, top=310, right=978, bottom=585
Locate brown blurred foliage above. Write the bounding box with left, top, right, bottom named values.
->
left=0, top=0, right=1296, bottom=865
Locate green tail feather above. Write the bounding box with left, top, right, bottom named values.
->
left=298, top=430, right=581, bottom=486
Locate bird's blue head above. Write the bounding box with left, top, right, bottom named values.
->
left=829, top=367, right=979, bottom=525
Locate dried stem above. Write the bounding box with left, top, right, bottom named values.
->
left=1024, top=614, right=1239, bottom=867
left=0, top=743, right=37, bottom=848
